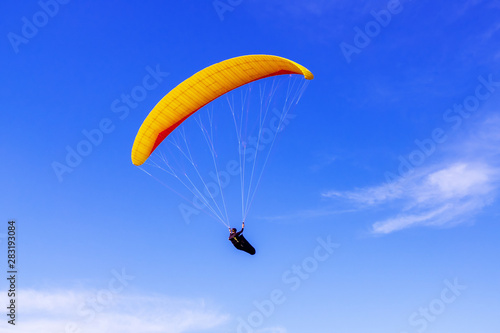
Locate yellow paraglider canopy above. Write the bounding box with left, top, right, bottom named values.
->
left=131, top=54, right=313, bottom=166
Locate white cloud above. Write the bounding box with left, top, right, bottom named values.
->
left=256, top=327, right=288, bottom=333
left=371, top=204, right=452, bottom=234
left=481, top=22, right=500, bottom=42
left=252, top=0, right=349, bottom=18
left=449, top=0, right=485, bottom=21
left=260, top=207, right=356, bottom=222
left=425, top=163, right=492, bottom=200
left=323, top=181, right=404, bottom=206
left=324, top=115, right=500, bottom=234
left=310, top=153, right=337, bottom=172
left=6, top=289, right=229, bottom=333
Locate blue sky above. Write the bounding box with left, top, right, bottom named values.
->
left=1, top=0, right=500, bottom=332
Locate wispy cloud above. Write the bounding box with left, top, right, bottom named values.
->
left=260, top=207, right=356, bottom=222
left=310, top=153, right=338, bottom=172
left=256, top=327, right=288, bottom=333
left=251, top=0, right=350, bottom=18
left=246, top=0, right=374, bottom=44
left=11, top=289, right=229, bottom=333
left=369, top=162, right=497, bottom=234
left=448, top=0, right=485, bottom=22
left=324, top=115, right=500, bottom=234
left=480, top=21, right=500, bottom=42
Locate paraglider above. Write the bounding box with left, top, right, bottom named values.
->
left=131, top=54, right=313, bottom=254
left=228, top=222, right=255, bottom=255
left=131, top=54, right=313, bottom=166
